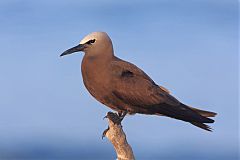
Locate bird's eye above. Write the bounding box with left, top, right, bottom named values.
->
left=86, top=39, right=96, bottom=45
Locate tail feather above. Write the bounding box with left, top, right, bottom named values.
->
left=189, top=107, right=216, bottom=132
left=151, top=103, right=216, bottom=131
left=191, top=122, right=213, bottom=132
left=189, top=107, right=217, bottom=117
left=151, top=103, right=214, bottom=123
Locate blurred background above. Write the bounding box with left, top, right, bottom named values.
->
left=0, top=0, right=238, bottom=159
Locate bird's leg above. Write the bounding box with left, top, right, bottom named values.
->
left=118, top=111, right=127, bottom=122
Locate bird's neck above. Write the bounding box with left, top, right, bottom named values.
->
left=81, top=53, right=112, bottom=73
left=83, top=52, right=113, bottom=63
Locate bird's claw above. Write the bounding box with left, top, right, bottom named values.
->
left=102, top=112, right=125, bottom=139
left=103, top=115, right=107, bottom=120
left=105, top=112, right=122, bottom=125
left=102, top=126, right=109, bottom=139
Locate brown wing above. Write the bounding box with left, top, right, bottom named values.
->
left=110, top=58, right=215, bottom=127
left=110, top=58, right=180, bottom=107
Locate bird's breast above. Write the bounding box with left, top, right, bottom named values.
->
left=81, top=57, right=112, bottom=101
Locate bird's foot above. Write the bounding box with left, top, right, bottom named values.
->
left=105, top=112, right=123, bottom=125
left=102, top=112, right=123, bottom=139
left=102, top=111, right=127, bottom=139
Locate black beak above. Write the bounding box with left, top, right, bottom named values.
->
left=60, top=44, right=85, bottom=57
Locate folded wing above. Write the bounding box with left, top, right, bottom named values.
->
left=110, top=58, right=215, bottom=131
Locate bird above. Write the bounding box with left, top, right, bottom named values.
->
left=60, top=32, right=217, bottom=131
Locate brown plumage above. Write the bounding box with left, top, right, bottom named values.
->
left=60, top=32, right=217, bottom=131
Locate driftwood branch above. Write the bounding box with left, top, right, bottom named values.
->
left=104, top=112, right=135, bottom=160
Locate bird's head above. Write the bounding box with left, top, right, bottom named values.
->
left=60, top=32, right=114, bottom=57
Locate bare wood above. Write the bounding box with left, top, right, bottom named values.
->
left=104, top=112, right=135, bottom=160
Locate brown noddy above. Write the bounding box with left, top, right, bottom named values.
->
left=60, top=32, right=217, bottom=131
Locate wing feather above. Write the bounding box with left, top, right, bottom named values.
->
left=110, top=59, right=180, bottom=107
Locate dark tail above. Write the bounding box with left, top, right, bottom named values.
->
left=188, top=106, right=217, bottom=118
left=189, top=106, right=217, bottom=132
left=151, top=103, right=216, bottom=131
left=191, top=122, right=213, bottom=132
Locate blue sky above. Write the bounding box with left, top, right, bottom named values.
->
left=0, top=0, right=238, bottom=159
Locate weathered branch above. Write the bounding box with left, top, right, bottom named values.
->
left=104, top=112, right=135, bottom=160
